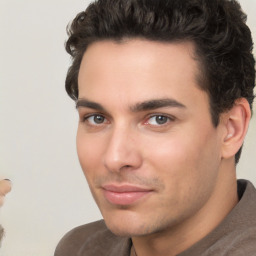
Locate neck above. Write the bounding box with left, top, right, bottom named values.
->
left=132, top=159, right=238, bottom=256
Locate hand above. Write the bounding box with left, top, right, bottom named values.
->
left=0, top=180, right=12, bottom=207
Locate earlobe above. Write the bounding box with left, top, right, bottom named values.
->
left=221, top=98, right=251, bottom=159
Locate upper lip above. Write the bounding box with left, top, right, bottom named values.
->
left=102, top=184, right=153, bottom=193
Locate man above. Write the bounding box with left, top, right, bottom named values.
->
left=55, top=0, right=256, bottom=255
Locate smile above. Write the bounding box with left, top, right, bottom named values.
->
left=102, top=184, right=153, bottom=206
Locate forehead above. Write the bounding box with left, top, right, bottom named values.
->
left=79, top=39, right=199, bottom=78
left=77, top=39, right=208, bottom=112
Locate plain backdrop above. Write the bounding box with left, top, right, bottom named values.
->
left=0, top=0, right=255, bottom=255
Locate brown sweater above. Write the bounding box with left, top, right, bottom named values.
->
left=54, top=180, right=256, bottom=256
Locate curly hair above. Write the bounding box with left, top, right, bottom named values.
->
left=65, top=0, right=255, bottom=163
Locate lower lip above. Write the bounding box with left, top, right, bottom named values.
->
left=103, top=190, right=151, bottom=205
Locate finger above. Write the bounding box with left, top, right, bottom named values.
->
left=0, top=180, right=12, bottom=196
left=0, top=198, right=4, bottom=207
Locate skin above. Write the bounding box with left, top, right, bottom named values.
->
left=0, top=180, right=11, bottom=207
left=0, top=179, right=12, bottom=243
left=76, top=39, right=250, bottom=256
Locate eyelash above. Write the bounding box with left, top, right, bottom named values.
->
left=144, top=114, right=175, bottom=126
left=81, top=113, right=175, bottom=127
left=81, top=114, right=107, bottom=125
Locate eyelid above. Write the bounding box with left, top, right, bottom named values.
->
left=78, top=110, right=176, bottom=127
left=88, top=115, right=106, bottom=124
left=144, top=113, right=176, bottom=125
left=80, top=112, right=109, bottom=124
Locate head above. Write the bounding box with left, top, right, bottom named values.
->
left=66, top=0, right=255, bottom=163
left=65, top=0, right=255, bottom=240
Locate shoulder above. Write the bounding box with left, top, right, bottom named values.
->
left=179, top=180, right=256, bottom=256
left=209, top=180, right=256, bottom=255
left=226, top=180, right=256, bottom=255
left=54, top=220, right=131, bottom=256
left=54, top=220, right=108, bottom=256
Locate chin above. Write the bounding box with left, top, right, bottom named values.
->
left=104, top=216, right=144, bottom=237
left=107, top=224, right=145, bottom=237
left=104, top=215, right=160, bottom=238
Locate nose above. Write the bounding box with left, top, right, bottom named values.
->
left=103, top=126, right=142, bottom=173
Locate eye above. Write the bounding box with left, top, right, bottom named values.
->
left=146, top=115, right=173, bottom=126
left=85, top=114, right=106, bottom=125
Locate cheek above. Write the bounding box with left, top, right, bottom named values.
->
left=76, top=130, right=105, bottom=179
left=144, top=131, right=201, bottom=170
left=144, top=127, right=220, bottom=190
left=143, top=132, right=220, bottom=219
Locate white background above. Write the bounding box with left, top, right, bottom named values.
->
left=0, top=0, right=255, bottom=255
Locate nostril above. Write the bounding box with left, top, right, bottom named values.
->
left=119, top=164, right=134, bottom=172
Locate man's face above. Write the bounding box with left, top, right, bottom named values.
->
left=76, top=39, right=224, bottom=237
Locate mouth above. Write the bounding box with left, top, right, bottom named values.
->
left=101, top=184, right=153, bottom=206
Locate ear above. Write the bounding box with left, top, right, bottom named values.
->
left=221, top=98, right=251, bottom=159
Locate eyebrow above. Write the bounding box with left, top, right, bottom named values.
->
left=76, top=99, right=105, bottom=111
left=76, top=98, right=186, bottom=112
left=131, top=98, right=186, bottom=112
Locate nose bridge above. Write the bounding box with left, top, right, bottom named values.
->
left=103, top=123, right=141, bottom=172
